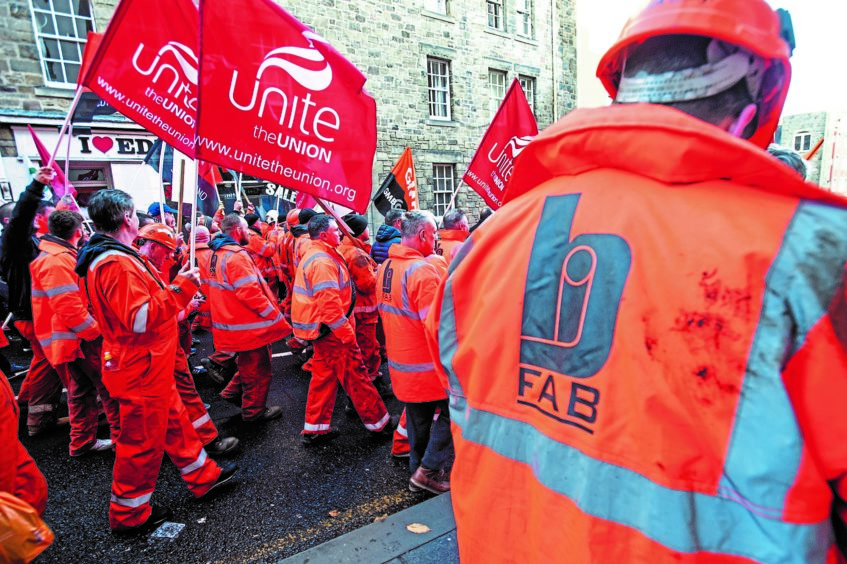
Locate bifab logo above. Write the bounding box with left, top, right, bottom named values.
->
left=518, top=195, right=631, bottom=434
left=228, top=31, right=341, bottom=143
left=132, top=41, right=198, bottom=116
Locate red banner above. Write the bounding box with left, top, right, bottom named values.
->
left=196, top=0, right=377, bottom=214
left=82, top=0, right=199, bottom=157
left=462, top=79, right=538, bottom=209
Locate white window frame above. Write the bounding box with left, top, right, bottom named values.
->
left=29, top=0, right=96, bottom=88
left=432, top=164, right=456, bottom=216
left=794, top=131, right=812, bottom=152
left=519, top=74, right=536, bottom=115
left=423, top=0, right=448, bottom=14
left=487, top=0, right=505, bottom=30
left=516, top=0, right=534, bottom=38
left=488, top=69, right=507, bottom=119
left=427, top=57, right=452, bottom=121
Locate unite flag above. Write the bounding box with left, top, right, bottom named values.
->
left=196, top=0, right=377, bottom=214
left=462, top=79, right=538, bottom=209
left=373, top=147, right=418, bottom=217
left=81, top=0, right=199, bottom=157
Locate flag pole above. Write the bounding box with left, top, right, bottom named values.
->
left=64, top=122, right=73, bottom=194
left=47, top=86, right=83, bottom=169
left=176, top=160, right=185, bottom=234
left=157, top=141, right=167, bottom=223
left=190, top=160, right=198, bottom=267
left=443, top=182, right=462, bottom=216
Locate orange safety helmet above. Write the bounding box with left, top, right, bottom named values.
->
left=137, top=223, right=177, bottom=251
left=596, top=0, right=795, bottom=149
left=286, top=208, right=301, bottom=227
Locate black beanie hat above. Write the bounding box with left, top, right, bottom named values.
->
left=341, top=213, right=368, bottom=238
left=298, top=209, right=317, bottom=225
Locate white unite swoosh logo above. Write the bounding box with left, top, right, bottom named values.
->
left=257, top=45, right=333, bottom=91
left=157, top=41, right=198, bottom=85
left=506, top=135, right=535, bottom=158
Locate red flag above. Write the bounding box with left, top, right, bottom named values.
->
left=27, top=125, right=76, bottom=198
left=295, top=191, right=317, bottom=210
left=77, top=32, right=103, bottom=90
left=462, top=79, right=538, bottom=209
left=196, top=0, right=377, bottom=214
left=82, top=0, right=199, bottom=157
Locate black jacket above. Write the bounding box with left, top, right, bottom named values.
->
left=0, top=179, right=47, bottom=320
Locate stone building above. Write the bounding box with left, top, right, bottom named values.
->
left=0, top=0, right=577, bottom=224
left=778, top=111, right=847, bottom=195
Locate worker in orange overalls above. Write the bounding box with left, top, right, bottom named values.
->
left=76, top=190, right=237, bottom=534
left=377, top=211, right=451, bottom=493
left=434, top=208, right=469, bottom=266
left=30, top=210, right=120, bottom=456
left=337, top=213, right=383, bottom=386
left=191, top=226, right=213, bottom=332
left=291, top=214, right=395, bottom=445
left=277, top=208, right=301, bottom=322
left=1, top=369, right=47, bottom=517
left=244, top=213, right=278, bottom=297
left=424, top=1, right=847, bottom=561
left=136, top=223, right=239, bottom=457
left=206, top=214, right=291, bottom=422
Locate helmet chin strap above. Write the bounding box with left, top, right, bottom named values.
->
left=729, top=103, right=758, bottom=138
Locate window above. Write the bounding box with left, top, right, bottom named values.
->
left=64, top=164, right=112, bottom=207
left=488, top=69, right=507, bottom=118
left=794, top=132, right=812, bottom=152
left=29, top=0, right=95, bottom=87
left=516, top=0, right=534, bottom=37
left=519, top=75, right=536, bottom=115
left=424, top=0, right=447, bottom=14
left=432, top=164, right=455, bottom=216
left=487, top=0, right=504, bottom=30
left=427, top=57, right=451, bottom=120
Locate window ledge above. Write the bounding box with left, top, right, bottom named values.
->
left=484, top=27, right=511, bottom=40
left=426, top=119, right=459, bottom=128
left=34, top=85, right=76, bottom=98
left=421, top=10, right=455, bottom=24
left=514, top=35, right=538, bottom=46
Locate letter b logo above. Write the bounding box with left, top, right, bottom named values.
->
left=520, top=195, right=631, bottom=378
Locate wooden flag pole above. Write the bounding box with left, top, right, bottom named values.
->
left=314, top=196, right=367, bottom=253
left=157, top=141, right=167, bottom=223
left=64, top=122, right=73, bottom=194
left=190, top=160, right=198, bottom=267
left=176, top=160, right=185, bottom=234
left=47, top=86, right=84, bottom=169
left=442, top=182, right=462, bottom=216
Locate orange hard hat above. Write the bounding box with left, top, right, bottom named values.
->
left=138, top=223, right=177, bottom=251
left=597, top=0, right=795, bottom=149
left=286, top=208, right=301, bottom=227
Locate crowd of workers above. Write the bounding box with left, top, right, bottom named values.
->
left=0, top=171, right=480, bottom=537
left=5, top=0, right=847, bottom=561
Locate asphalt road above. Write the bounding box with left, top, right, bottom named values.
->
left=7, top=327, right=432, bottom=563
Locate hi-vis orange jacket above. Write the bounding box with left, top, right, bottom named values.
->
left=338, top=237, right=378, bottom=322
left=377, top=245, right=443, bottom=403
left=203, top=236, right=290, bottom=353
left=425, top=104, right=847, bottom=563
left=435, top=229, right=467, bottom=266
left=246, top=229, right=276, bottom=280
left=30, top=236, right=99, bottom=366
left=291, top=239, right=355, bottom=343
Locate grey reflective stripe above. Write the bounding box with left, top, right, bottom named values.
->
left=354, top=304, right=378, bottom=314
left=70, top=316, right=96, bottom=333
left=378, top=303, right=419, bottom=320
left=213, top=313, right=285, bottom=332
left=192, top=413, right=211, bottom=429
left=363, top=412, right=390, bottom=431
left=180, top=449, right=208, bottom=475
left=259, top=304, right=276, bottom=318
left=417, top=305, right=431, bottom=321
left=401, top=260, right=431, bottom=312
left=293, top=285, right=312, bottom=296
left=293, top=321, right=319, bottom=331
left=132, top=302, right=149, bottom=334
left=89, top=249, right=145, bottom=275
left=327, top=315, right=348, bottom=330
left=438, top=277, right=467, bottom=401
left=231, top=275, right=255, bottom=289
left=39, top=283, right=79, bottom=298
left=304, top=422, right=331, bottom=432
left=396, top=423, right=408, bottom=437
left=110, top=492, right=152, bottom=508
left=312, top=280, right=341, bottom=292
left=301, top=251, right=331, bottom=272
left=29, top=404, right=54, bottom=413
left=38, top=331, right=78, bottom=348
left=388, top=359, right=436, bottom=373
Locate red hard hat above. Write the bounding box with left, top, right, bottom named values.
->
left=597, top=0, right=794, bottom=149
left=138, top=223, right=177, bottom=251
left=286, top=208, right=301, bottom=227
